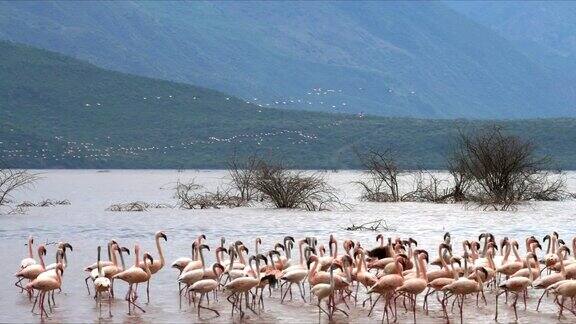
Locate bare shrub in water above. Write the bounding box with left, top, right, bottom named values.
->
left=227, top=155, right=259, bottom=203
left=251, top=160, right=340, bottom=211
left=0, top=167, right=38, bottom=207
left=174, top=180, right=247, bottom=209
left=404, top=171, right=454, bottom=203
left=106, top=201, right=172, bottom=212
left=356, top=149, right=401, bottom=202
left=17, top=199, right=71, bottom=208
left=450, top=126, right=568, bottom=210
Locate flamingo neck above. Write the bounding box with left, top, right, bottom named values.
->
left=199, top=248, right=206, bottom=270
left=298, top=242, right=305, bottom=266
left=134, top=245, right=140, bottom=267
left=107, top=242, right=112, bottom=261
left=310, top=258, right=319, bottom=277
left=216, top=250, right=222, bottom=264
left=440, top=250, right=449, bottom=272
left=111, top=246, right=118, bottom=266
left=558, top=250, right=566, bottom=275
left=476, top=270, right=483, bottom=289
left=227, top=252, right=235, bottom=271
left=56, top=266, right=62, bottom=285
left=156, top=235, right=165, bottom=267
left=395, top=258, right=403, bottom=277
left=450, top=262, right=459, bottom=280
left=248, top=258, right=257, bottom=279
left=527, top=255, right=534, bottom=282
left=418, top=256, right=427, bottom=281
left=118, top=248, right=127, bottom=270
left=413, top=254, right=420, bottom=278
left=332, top=240, right=338, bottom=258
left=28, top=238, right=33, bottom=259
left=329, top=268, right=335, bottom=290
left=512, top=244, right=521, bottom=262
left=487, top=251, right=495, bottom=270
left=238, top=247, right=247, bottom=265
left=38, top=247, right=45, bottom=269
left=97, top=247, right=103, bottom=277
left=481, top=237, right=488, bottom=257
left=503, top=242, right=511, bottom=263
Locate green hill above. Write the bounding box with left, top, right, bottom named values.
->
left=1, top=1, right=575, bottom=119
left=2, top=41, right=576, bottom=170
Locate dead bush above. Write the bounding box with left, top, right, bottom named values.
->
left=356, top=149, right=401, bottom=202
left=174, top=180, right=247, bottom=209
left=450, top=126, right=568, bottom=210
left=250, top=161, right=341, bottom=211
left=0, top=167, right=38, bottom=207
left=106, top=201, right=173, bottom=212
left=227, top=155, right=259, bottom=203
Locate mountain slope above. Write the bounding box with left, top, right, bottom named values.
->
left=2, top=41, right=576, bottom=170
left=445, top=1, right=576, bottom=70
left=1, top=1, right=573, bottom=118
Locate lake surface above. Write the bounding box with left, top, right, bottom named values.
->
left=1, top=170, right=575, bottom=323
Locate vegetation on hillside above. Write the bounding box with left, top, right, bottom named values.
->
left=2, top=41, right=576, bottom=170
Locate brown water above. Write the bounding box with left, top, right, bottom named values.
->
left=1, top=170, right=575, bottom=323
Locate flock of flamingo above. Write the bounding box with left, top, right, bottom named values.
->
left=14, top=231, right=576, bottom=323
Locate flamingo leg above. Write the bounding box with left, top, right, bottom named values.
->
left=512, top=292, right=519, bottom=321
left=146, top=279, right=150, bottom=304
left=281, top=282, right=292, bottom=303
left=15, top=277, right=25, bottom=292
left=297, top=282, right=306, bottom=302
left=536, top=289, right=547, bottom=311
left=367, top=294, right=381, bottom=316
left=495, top=290, right=505, bottom=321
left=198, top=293, right=220, bottom=317
left=84, top=276, right=91, bottom=295
left=108, top=291, right=113, bottom=318
left=31, top=290, right=39, bottom=313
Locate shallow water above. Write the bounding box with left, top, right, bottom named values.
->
left=1, top=170, right=575, bottom=323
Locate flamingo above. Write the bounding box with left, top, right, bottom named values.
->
left=84, top=240, right=116, bottom=294
left=533, top=246, right=569, bottom=310
left=224, top=255, right=261, bottom=318
left=25, top=263, right=63, bottom=319
left=548, top=279, right=576, bottom=318
left=355, top=249, right=377, bottom=305
left=139, top=230, right=167, bottom=303
left=171, top=234, right=205, bottom=273
left=395, top=250, right=429, bottom=323
left=367, top=254, right=407, bottom=323
left=93, top=246, right=112, bottom=318
left=177, top=244, right=209, bottom=308
left=310, top=263, right=346, bottom=321
left=19, top=235, right=36, bottom=269
left=113, top=244, right=154, bottom=315
left=442, top=256, right=487, bottom=323
left=15, top=244, right=47, bottom=298
left=495, top=252, right=538, bottom=321
left=189, top=264, right=225, bottom=317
